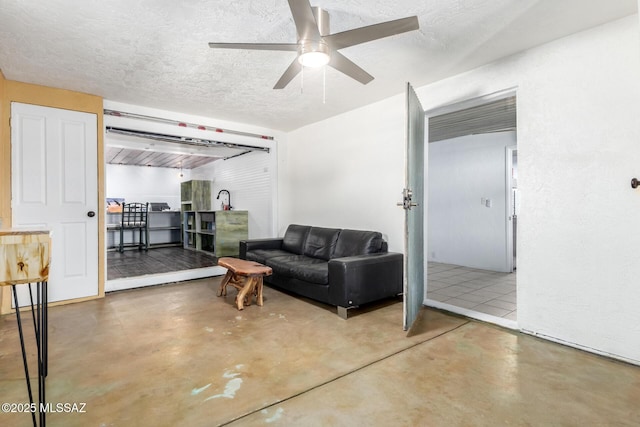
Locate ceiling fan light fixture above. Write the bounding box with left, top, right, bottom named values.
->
left=208, top=1, right=420, bottom=89
left=298, top=51, right=330, bottom=67
left=298, top=41, right=330, bottom=68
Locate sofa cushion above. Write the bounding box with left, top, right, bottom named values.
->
left=303, top=227, right=341, bottom=261
left=266, top=255, right=310, bottom=276
left=282, top=224, right=311, bottom=255
left=333, top=229, right=384, bottom=258
left=246, top=249, right=294, bottom=265
left=266, top=255, right=328, bottom=284
left=292, top=261, right=329, bottom=285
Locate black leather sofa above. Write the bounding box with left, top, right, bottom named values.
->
left=239, top=224, right=403, bottom=318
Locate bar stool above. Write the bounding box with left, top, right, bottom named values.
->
left=119, top=202, right=149, bottom=253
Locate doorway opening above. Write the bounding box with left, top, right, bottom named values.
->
left=425, top=91, right=518, bottom=328
left=103, top=115, right=275, bottom=292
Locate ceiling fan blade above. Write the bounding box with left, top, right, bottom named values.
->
left=288, top=0, right=321, bottom=41
left=329, top=51, right=374, bottom=85
left=208, top=42, right=298, bottom=51
left=273, top=58, right=303, bottom=89
left=324, top=16, right=419, bottom=50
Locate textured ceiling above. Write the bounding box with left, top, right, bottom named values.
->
left=0, top=0, right=637, bottom=131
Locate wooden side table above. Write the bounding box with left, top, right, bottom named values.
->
left=217, top=257, right=272, bottom=310
left=0, top=229, right=51, bottom=427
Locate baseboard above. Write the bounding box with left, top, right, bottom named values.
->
left=106, top=266, right=226, bottom=292
left=425, top=299, right=518, bottom=330
left=520, top=329, right=640, bottom=367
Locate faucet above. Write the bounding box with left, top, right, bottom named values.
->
left=216, top=189, right=231, bottom=210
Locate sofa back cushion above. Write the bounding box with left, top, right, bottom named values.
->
left=333, top=229, right=384, bottom=258
left=303, top=227, right=341, bottom=261
left=282, top=224, right=311, bottom=255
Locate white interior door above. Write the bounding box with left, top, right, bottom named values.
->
left=11, top=102, right=98, bottom=304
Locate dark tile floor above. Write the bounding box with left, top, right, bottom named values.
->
left=107, top=247, right=217, bottom=280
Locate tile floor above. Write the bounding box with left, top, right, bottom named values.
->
left=107, top=246, right=217, bottom=280
left=427, top=262, right=517, bottom=321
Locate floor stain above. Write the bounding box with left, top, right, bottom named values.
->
left=191, top=383, right=211, bottom=396
left=263, top=407, right=284, bottom=423
left=204, top=378, right=243, bottom=401
left=204, top=367, right=245, bottom=401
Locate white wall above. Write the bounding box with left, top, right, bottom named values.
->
left=282, top=96, right=406, bottom=251
left=190, top=150, right=275, bottom=239
left=512, top=16, right=640, bottom=363
left=106, top=164, right=190, bottom=210
left=428, top=132, right=516, bottom=271
left=282, top=15, right=640, bottom=363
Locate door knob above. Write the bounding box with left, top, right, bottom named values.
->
left=397, top=188, right=419, bottom=210
left=87, top=211, right=96, bottom=217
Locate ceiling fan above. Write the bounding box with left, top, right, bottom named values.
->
left=208, top=0, right=420, bottom=89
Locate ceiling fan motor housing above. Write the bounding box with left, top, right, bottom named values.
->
left=311, top=7, right=330, bottom=36
left=297, top=7, right=330, bottom=67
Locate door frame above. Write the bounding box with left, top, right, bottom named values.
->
left=0, top=78, right=105, bottom=314
left=505, top=146, right=518, bottom=273
left=422, top=87, right=518, bottom=327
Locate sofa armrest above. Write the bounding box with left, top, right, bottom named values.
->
left=239, top=238, right=283, bottom=259
left=328, top=252, right=403, bottom=308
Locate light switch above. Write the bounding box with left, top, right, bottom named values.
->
left=485, top=199, right=492, bottom=208
left=481, top=197, right=486, bottom=205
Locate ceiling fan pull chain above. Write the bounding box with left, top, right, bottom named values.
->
left=300, top=66, right=304, bottom=94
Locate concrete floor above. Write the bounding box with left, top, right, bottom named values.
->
left=1, top=278, right=639, bottom=426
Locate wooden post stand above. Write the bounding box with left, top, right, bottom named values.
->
left=217, top=257, right=272, bottom=311
left=0, top=229, right=51, bottom=427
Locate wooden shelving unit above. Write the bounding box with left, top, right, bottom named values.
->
left=181, top=180, right=212, bottom=213
left=180, top=180, right=247, bottom=256
left=182, top=210, right=248, bottom=257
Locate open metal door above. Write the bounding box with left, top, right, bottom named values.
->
left=402, top=83, right=426, bottom=331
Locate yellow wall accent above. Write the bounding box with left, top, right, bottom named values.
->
left=0, top=75, right=105, bottom=313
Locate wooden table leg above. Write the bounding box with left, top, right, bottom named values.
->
left=243, top=278, right=253, bottom=307
left=217, top=270, right=234, bottom=297
left=235, top=276, right=254, bottom=310
left=256, top=277, right=264, bottom=306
